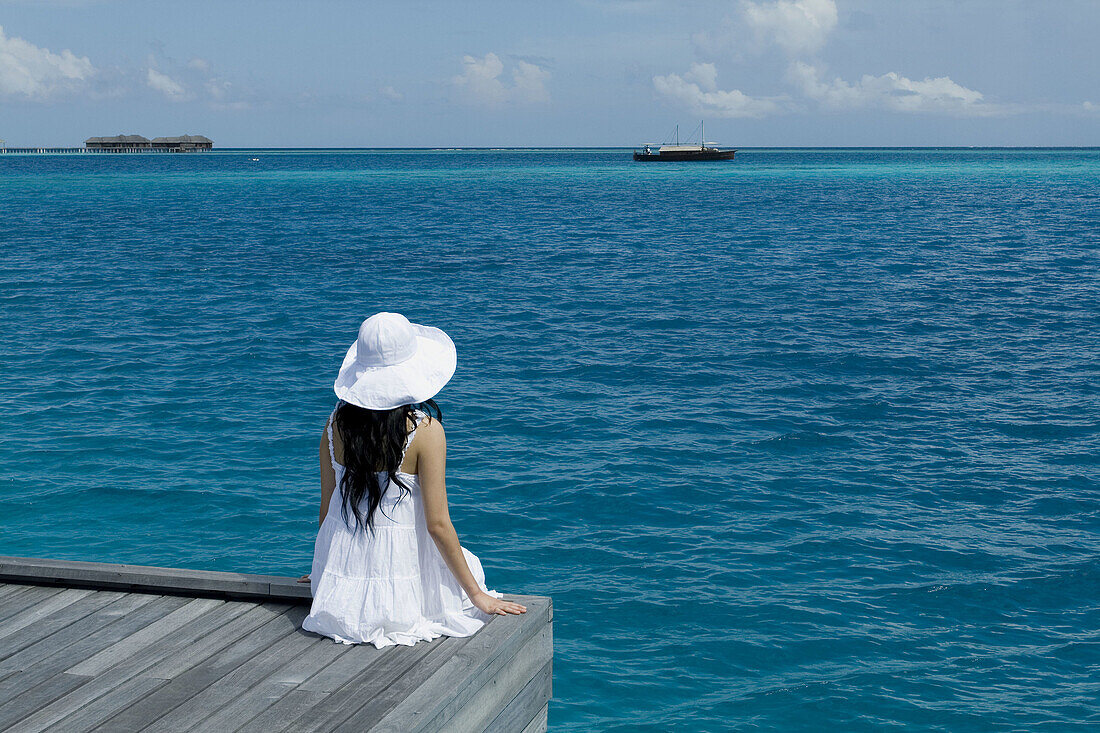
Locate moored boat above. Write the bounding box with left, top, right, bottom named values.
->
left=633, top=121, right=736, bottom=162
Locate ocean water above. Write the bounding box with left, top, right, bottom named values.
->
left=1, top=148, right=1098, bottom=731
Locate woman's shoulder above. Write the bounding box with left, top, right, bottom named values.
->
left=413, top=411, right=442, bottom=433
left=410, top=413, right=444, bottom=451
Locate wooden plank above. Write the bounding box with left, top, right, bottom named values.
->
left=370, top=597, right=550, bottom=733
left=263, top=634, right=355, bottom=687
left=4, top=594, right=182, bottom=672
left=0, top=595, right=186, bottom=706
left=12, top=601, right=259, bottom=733
left=507, top=594, right=552, bottom=622
left=0, top=585, right=65, bottom=624
left=66, top=597, right=223, bottom=676
left=49, top=675, right=167, bottom=733
left=8, top=598, right=229, bottom=733
left=293, top=638, right=444, bottom=733
left=180, top=676, right=299, bottom=731
left=94, top=604, right=305, bottom=731
left=0, top=587, right=90, bottom=636
left=0, top=584, right=43, bottom=604
left=330, top=636, right=471, bottom=732
left=234, top=688, right=330, bottom=733
left=0, top=585, right=38, bottom=614
left=0, top=593, right=170, bottom=673
left=142, top=628, right=334, bottom=732
left=0, top=670, right=91, bottom=731
left=484, top=660, right=552, bottom=733
left=295, top=641, right=389, bottom=693
left=13, top=672, right=164, bottom=733
left=0, top=555, right=311, bottom=603
left=0, top=590, right=130, bottom=666
left=422, top=624, right=553, bottom=733
left=140, top=602, right=292, bottom=679
left=68, top=599, right=254, bottom=678
left=0, top=583, right=24, bottom=599
left=519, top=703, right=549, bottom=733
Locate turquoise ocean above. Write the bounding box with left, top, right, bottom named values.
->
left=1, top=148, right=1097, bottom=731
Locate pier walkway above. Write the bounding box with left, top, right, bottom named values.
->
left=0, top=556, right=551, bottom=732
left=0, top=148, right=184, bottom=154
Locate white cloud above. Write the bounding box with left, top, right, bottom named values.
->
left=148, top=55, right=254, bottom=109
left=380, top=85, right=403, bottom=101
left=0, top=24, right=94, bottom=98
left=731, top=1, right=1009, bottom=117
left=203, top=77, right=248, bottom=109
left=205, top=77, right=229, bottom=99
left=453, top=52, right=551, bottom=106
left=683, top=62, right=719, bottom=90
left=146, top=67, right=185, bottom=98
left=512, top=60, right=551, bottom=103
left=788, top=61, right=1002, bottom=116
left=743, top=0, right=837, bottom=56
left=653, top=62, right=783, bottom=118
left=454, top=53, right=506, bottom=104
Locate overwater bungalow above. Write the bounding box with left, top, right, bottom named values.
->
left=84, top=135, right=151, bottom=151
left=151, top=135, right=214, bottom=151
left=82, top=134, right=213, bottom=152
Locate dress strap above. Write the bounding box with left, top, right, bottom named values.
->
left=399, top=409, right=425, bottom=469
left=327, top=407, right=340, bottom=471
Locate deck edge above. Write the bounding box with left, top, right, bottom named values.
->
left=0, top=556, right=549, bottom=611
left=0, top=555, right=312, bottom=603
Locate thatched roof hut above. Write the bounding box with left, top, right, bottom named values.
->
left=151, top=135, right=213, bottom=150
left=84, top=135, right=151, bottom=149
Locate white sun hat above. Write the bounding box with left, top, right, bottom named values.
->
left=333, top=312, right=457, bottom=410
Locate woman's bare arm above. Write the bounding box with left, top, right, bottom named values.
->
left=415, top=418, right=526, bottom=616
left=318, top=416, right=337, bottom=527
left=299, top=416, right=338, bottom=583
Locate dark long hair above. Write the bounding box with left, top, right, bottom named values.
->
left=334, top=398, right=442, bottom=532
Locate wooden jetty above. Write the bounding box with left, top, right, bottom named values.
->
left=0, top=148, right=96, bottom=154
left=0, top=148, right=178, bottom=154
left=0, top=555, right=552, bottom=732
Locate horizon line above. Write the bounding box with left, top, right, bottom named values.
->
left=3, top=145, right=1099, bottom=153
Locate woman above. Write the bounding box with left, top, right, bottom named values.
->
left=299, top=312, right=525, bottom=648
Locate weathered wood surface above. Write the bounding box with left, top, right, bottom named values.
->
left=0, top=555, right=311, bottom=603
left=0, top=556, right=551, bottom=732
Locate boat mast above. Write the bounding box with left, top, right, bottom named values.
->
left=675, top=125, right=679, bottom=145
left=701, top=120, right=704, bottom=150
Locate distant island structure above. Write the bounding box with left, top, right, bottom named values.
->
left=84, top=134, right=213, bottom=152
left=0, top=134, right=214, bottom=154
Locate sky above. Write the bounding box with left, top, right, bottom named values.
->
left=0, top=0, right=1097, bottom=147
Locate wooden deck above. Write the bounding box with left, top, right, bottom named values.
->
left=0, top=556, right=551, bottom=732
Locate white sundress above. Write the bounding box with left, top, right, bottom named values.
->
left=301, top=406, right=499, bottom=648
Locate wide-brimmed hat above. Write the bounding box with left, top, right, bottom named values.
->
left=333, top=312, right=456, bottom=410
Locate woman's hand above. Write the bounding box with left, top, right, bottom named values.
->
left=297, top=574, right=310, bottom=583
left=472, top=592, right=527, bottom=616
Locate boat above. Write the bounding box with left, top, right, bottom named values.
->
left=633, top=121, right=736, bottom=162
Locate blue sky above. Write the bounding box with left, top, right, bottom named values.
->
left=0, top=0, right=1097, bottom=147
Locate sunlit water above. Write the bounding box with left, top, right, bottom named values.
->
left=1, top=148, right=1098, bottom=731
